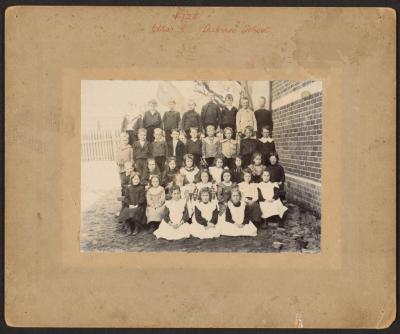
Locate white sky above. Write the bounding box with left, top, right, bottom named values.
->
left=81, top=80, right=270, bottom=129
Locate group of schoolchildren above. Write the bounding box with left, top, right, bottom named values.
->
left=115, top=93, right=287, bottom=240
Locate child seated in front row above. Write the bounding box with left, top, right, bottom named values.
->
left=238, top=169, right=262, bottom=228
left=257, top=170, right=288, bottom=228
left=216, top=169, right=238, bottom=215
left=152, top=128, right=168, bottom=172
left=191, top=187, right=220, bottom=239
left=154, top=185, right=191, bottom=240
left=118, top=172, right=146, bottom=236
left=239, top=126, right=258, bottom=168
left=146, top=175, right=166, bottom=233
left=218, top=189, right=257, bottom=237
left=247, top=152, right=267, bottom=183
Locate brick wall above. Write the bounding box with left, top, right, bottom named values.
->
left=271, top=80, right=315, bottom=101
left=271, top=81, right=322, bottom=214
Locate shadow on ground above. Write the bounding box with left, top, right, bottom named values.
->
left=80, top=187, right=321, bottom=253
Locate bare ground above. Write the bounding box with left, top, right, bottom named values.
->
left=80, top=187, right=321, bottom=253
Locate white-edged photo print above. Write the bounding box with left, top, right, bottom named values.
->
left=81, top=80, right=321, bottom=252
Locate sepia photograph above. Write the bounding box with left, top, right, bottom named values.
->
left=80, top=80, right=322, bottom=252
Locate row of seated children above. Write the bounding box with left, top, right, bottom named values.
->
left=118, top=152, right=287, bottom=239
left=116, top=123, right=277, bottom=192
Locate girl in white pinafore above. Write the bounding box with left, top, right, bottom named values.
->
left=154, top=185, right=191, bottom=240
left=190, top=187, right=220, bottom=239
left=218, top=189, right=257, bottom=237
left=257, top=170, right=288, bottom=219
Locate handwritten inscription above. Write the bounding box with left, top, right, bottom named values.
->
left=151, top=9, right=270, bottom=34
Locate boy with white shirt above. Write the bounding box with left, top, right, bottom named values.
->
left=236, top=97, right=257, bottom=137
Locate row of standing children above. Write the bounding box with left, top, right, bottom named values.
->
left=117, top=150, right=287, bottom=239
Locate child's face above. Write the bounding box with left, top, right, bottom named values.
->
left=168, top=160, right=176, bottom=170
left=149, top=102, right=157, bottom=111
left=242, top=99, right=249, bottom=109
left=188, top=102, right=195, bottom=110
left=223, top=172, right=231, bottom=182
left=216, top=159, right=223, bottom=168
left=168, top=101, right=176, bottom=110
left=131, top=175, right=140, bottom=185
left=179, top=133, right=187, bottom=142
left=225, top=98, right=233, bottom=106
left=254, top=155, right=262, bottom=165
left=172, top=189, right=181, bottom=200
left=262, top=129, right=270, bottom=138
left=154, top=131, right=162, bottom=140
left=245, top=129, right=252, bottom=138
left=151, top=177, right=160, bottom=187
left=225, top=130, right=232, bottom=139
left=171, top=131, right=179, bottom=140
left=201, top=192, right=210, bottom=203
left=201, top=172, right=209, bottom=183
left=258, top=98, right=266, bottom=108
left=243, top=173, right=251, bottom=183
left=148, top=160, right=156, bottom=171
left=185, top=158, right=193, bottom=168
left=206, top=127, right=215, bottom=137
left=269, top=156, right=277, bottom=165
left=231, top=192, right=240, bottom=204
left=262, top=172, right=270, bottom=182
left=125, top=166, right=133, bottom=174
left=235, top=158, right=242, bottom=167
left=208, top=94, right=215, bottom=102
left=190, top=129, right=198, bottom=139
left=139, top=132, right=146, bottom=141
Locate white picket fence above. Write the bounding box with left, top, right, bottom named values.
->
left=81, top=129, right=122, bottom=161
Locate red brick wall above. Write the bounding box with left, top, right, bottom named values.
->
left=271, top=81, right=322, bottom=214
left=271, top=80, right=315, bottom=101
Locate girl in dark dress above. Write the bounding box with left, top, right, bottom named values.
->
left=119, top=173, right=147, bottom=235
left=257, top=126, right=276, bottom=166
left=239, top=126, right=258, bottom=168
left=266, top=152, right=286, bottom=201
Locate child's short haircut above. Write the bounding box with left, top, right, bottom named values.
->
left=225, top=94, right=233, bottom=101
left=148, top=99, right=158, bottom=106
left=259, top=96, right=266, bottom=102
left=232, top=154, right=242, bottom=160
left=241, top=97, right=249, bottom=102
left=223, top=127, right=233, bottom=134
left=147, top=157, right=156, bottom=164
left=252, top=152, right=262, bottom=160
left=124, top=161, right=133, bottom=169
left=183, top=154, right=194, bottom=164
left=230, top=188, right=242, bottom=200
left=262, top=125, right=271, bottom=131
left=167, top=156, right=177, bottom=164
left=190, top=127, right=198, bottom=132
left=188, top=99, right=196, bottom=106
left=154, top=128, right=163, bottom=135
left=206, top=124, right=215, bottom=131
left=171, top=128, right=180, bottom=134
left=138, top=128, right=147, bottom=135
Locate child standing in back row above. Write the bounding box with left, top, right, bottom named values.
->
left=162, top=99, right=181, bottom=142
left=142, top=99, right=162, bottom=142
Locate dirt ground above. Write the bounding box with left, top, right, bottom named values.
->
left=80, top=187, right=321, bottom=253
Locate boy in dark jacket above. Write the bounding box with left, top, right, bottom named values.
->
left=167, top=128, right=185, bottom=168
left=254, top=96, right=273, bottom=138
left=220, top=94, right=238, bottom=137
left=142, top=99, right=162, bottom=142
left=181, top=100, right=202, bottom=138
left=239, top=126, right=258, bottom=168
left=163, top=99, right=181, bottom=142
left=132, top=128, right=152, bottom=175
left=201, top=92, right=220, bottom=132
